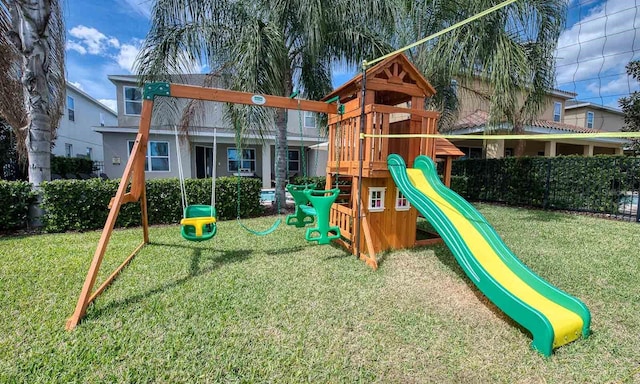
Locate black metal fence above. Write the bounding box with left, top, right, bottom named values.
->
left=451, top=156, right=640, bottom=222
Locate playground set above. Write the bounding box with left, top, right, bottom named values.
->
left=66, top=52, right=591, bottom=357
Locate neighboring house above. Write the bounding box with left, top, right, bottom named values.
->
left=564, top=100, right=625, bottom=132
left=445, top=84, right=626, bottom=158
left=97, top=75, right=325, bottom=188
left=53, top=82, right=117, bottom=166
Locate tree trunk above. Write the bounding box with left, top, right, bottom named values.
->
left=25, top=112, right=51, bottom=227
left=25, top=112, right=52, bottom=186
left=274, top=108, right=288, bottom=213
left=10, top=1, right=61, bottom=226
left=274, top=68, right=294, bottom=214
left=514, top=121, right=526, bottom=157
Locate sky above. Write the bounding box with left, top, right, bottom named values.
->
left=64, top=0, right=640, bottom=114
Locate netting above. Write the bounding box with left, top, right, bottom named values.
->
left=554, top=0, right=640, bottom=109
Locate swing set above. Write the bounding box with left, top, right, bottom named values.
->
left=66, top=83, right=342, bottom=330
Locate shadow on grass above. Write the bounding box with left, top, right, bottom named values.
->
left=83, top=243, right=252, bottom=323
left=430, top=244, right=530, bottom=337
left=264, top=245, right=312, bottom=256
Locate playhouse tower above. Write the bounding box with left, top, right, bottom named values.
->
left=322, top=53, right=462, bottom=269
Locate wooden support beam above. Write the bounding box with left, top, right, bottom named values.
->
left=359, top=215, right=378, bottom=270
left=66, top=99, right=154, bottom=330
left=109, top=193, right=138, bottom=209
left=169, top=83, right=338, bottom=114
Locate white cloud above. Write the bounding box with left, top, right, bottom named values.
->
left=555, top=0, right=640, bottom=92
left=116, top=43, right=140, bottom=72
left=69, top=81, right=84, bottom=90
left=69, top=25, right=112, bottom=55
left=66, top=40, right=87, bottom=55
left=108, top=38, right=120, bottom=49
left=586, top=73, right=640, bottom=95
left=98, top=99, right=117, bottom=113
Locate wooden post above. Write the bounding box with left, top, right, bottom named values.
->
left=66, top=99, right=154, bottom=330
left=444, top=157, right=453, bottom=187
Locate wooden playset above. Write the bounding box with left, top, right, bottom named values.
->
left=66, top=52, right=462, bottom=329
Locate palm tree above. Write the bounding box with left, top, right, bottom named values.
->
left=401, top=0, right=566, bottom=156
left=136, top=0, right=398, bottom=209
left=0, top=0, right=65, bottom=221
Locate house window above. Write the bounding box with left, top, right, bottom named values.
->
left=288, top=149, right=300, bottom=172
left=368, top=187, right=386, bottom=212
left=124, top=86, right=143, bottom=115
left=586, top=111, right=594, bottom=128
left=304, top=111, right=316, bottom=128
left=99, top=112, right=105, bottom=126
left=128, top=140, right=170, bottom=171
left=86, top=147, right=93, bottom=160
left=395, top=190, right=410, bottom=211
left=553, top=102, right=562, bottom=122
left=227, top=148, right=256, bottom=172
left=67, top=96, right=75, bottom=121
left=65, top=143, right=72, bottom=157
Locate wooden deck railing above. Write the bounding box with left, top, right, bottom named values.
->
left=330, top=203, right=353, bottom=241
left=327, top=104, right=439, bottom=176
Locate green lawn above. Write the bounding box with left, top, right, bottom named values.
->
left=1, top=204, right=639, bottom=383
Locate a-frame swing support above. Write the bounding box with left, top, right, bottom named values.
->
left=66, top=82, right=339, bottom=330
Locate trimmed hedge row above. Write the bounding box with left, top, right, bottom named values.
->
left=0, top=181, right=37, bottom=230
left=451, top=155, right=640, bottom=214
left=51, top=156, right=94, bottom=176
left=40, top=176, right=263, bottom=232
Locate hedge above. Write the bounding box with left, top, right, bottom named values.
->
left=0, top=181, right=37, bottom=231
left=40, top=176, right=263, bottom=232
left=452, top=155, right=640, bottom=215
left=51, top=155, right=94, bottom=176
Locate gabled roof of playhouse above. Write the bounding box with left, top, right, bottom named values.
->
left=322, top=53, right=437, bottom=102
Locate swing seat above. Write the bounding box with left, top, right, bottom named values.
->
left=285, top=183, right=318, bottom=227
left=180, top=205, right=217, bottom=242
left=302, top=188, right=341, bottom=245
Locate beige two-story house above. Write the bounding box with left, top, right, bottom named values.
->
left=96, top=75, right=325, bottom=187
left=443, top=80, right=627, bottom=158
left=563, top=100, right=625, bottom=132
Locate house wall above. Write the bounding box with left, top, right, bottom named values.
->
left=111, top=77, right=323, bottom=135
left=539, top=96, right=568, bottom=122
left=53, top=84, right=117, bottom=163
left=456, top=78, right=571, bottom=124
left=564, top=107, right=625, bottom=131
left=102, top=131, right=185, bottom=180
left=105, top=76, right=323, bottom=184
left=215, top=143, right=264, bottom=178
left=308, top=148, right=328, bottom=176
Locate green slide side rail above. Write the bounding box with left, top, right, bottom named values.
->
left=388, top=154, right=591, bottom=356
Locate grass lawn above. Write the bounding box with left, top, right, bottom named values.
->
left=1, top=204, right=639, bottom=383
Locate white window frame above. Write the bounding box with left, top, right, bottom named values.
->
left=67, top=96, right=75, bottom=121
left=288, top=149, right=300, bottom=173
left=227, top=147, right=256, bottom=173
left=368, top=187, right=386, bottom=212
left=304, top=111, right=316, bottom=128
left=124, top=86, right=143, bottom=116
left=553, top=102, right=562, bottom=122
left=395, top=189, right=410, bottom=211
left=86, top=147, right=93, bottom=160
left=127, top=140, right=170, bottom=172
left=586, top=111, right=594, bottom=128
left=65, top=143, right=73, bottom=157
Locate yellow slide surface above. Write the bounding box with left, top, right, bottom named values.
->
left=388, top=154, right=590, bottom=355
left=406, top=168, right=584, bottom=348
